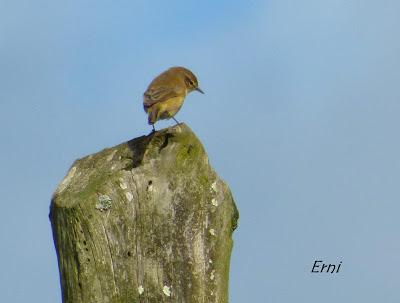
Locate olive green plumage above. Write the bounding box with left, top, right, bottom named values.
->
left=143, top=66, right=204, bottom=131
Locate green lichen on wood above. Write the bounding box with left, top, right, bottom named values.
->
left=50, top=123, right=238, bottom=303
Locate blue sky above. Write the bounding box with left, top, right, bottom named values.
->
left=1, top=0, right=400, bottom=302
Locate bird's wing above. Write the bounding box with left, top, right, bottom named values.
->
left=143, top=86, right=180, bottom=109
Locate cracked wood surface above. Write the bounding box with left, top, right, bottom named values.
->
left=50, top=123, right=239, bottom=303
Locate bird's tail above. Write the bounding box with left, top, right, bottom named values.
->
left=148, top=109, right=158, bottom=125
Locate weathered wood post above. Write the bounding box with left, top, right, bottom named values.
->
left=50, top=123, right=239, bottom=303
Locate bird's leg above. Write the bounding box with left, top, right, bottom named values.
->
left=172, top=117, right=180, bottom=125
left=151, top=124, right=156, bottom=133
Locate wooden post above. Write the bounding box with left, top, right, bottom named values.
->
left=50, top=124, right=239, bottom=303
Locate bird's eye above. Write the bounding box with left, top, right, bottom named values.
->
left=186, top=78, right=195, bottom=87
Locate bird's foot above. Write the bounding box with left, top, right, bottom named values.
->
left=148, top=125, right=156, bottom=135
left=172, top=117, right=180, bottom=125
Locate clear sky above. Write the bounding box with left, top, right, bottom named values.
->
left=1, top=0, right=400, bottom=302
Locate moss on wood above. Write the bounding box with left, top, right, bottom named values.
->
left=50, top=123, right=238, bottom=303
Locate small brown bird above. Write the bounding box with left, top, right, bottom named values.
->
left=143, top=66, right=204, bottom=132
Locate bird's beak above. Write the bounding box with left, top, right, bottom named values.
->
left=196, top=87, right=205, bottom=94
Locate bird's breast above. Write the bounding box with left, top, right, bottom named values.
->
left=156, top=96, right=186, bottom=120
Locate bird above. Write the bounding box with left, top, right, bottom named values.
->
left=143, top=66, right=204, bottom=132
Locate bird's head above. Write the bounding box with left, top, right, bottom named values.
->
left=177, top=67, right=204, bottom=94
